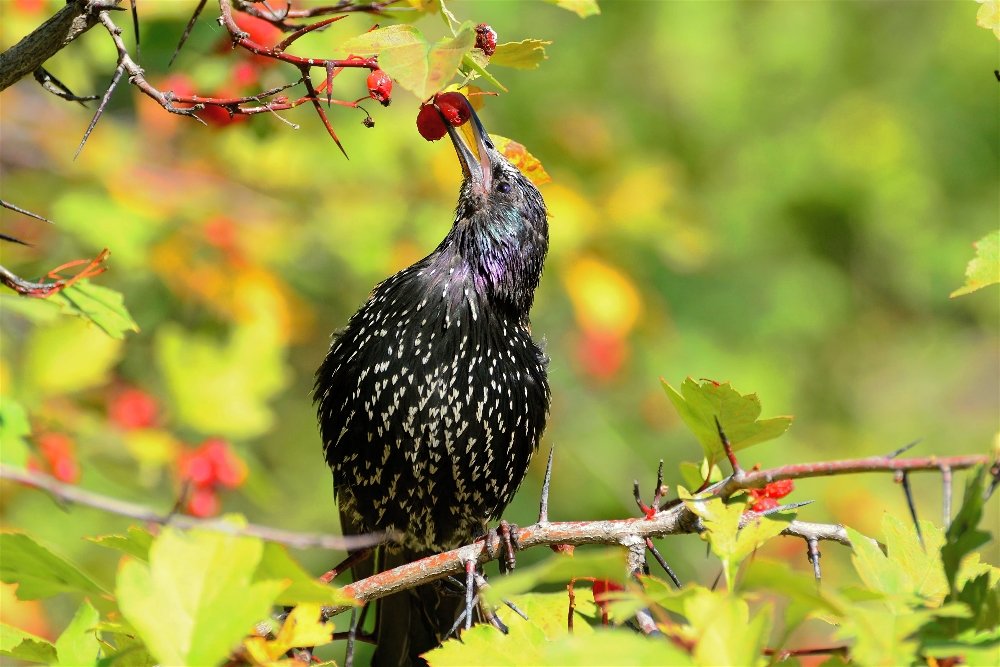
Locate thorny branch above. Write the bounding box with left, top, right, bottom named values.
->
left=0, top=464, right=387, bottom=552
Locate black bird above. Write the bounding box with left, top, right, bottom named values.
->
left=314, top=98, right=549, bottom=666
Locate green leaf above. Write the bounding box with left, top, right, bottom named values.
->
left=490, top=39, right=552, bottom=70
left=543, top=0, right=601, bottom=18
left=92, top=621, right=156, bottom=667
left=483, top=548, right=625, bottom=605
left=427, top=623, right=691, bottom=666
left=88, top=526, right=154, bottom=562
left=942, top=467, right=991, bottom=600
left=951, top=230, right=1000, bottom=297
left=881, top=515, right=948, bottom=605
left=254, top=542, right=356, bottom=607
left=0, top=397, right=31, bottom=466
left=55, top=599, right=101, bottom=666
left=460, top=51, right=507, bottom=92
left=116, top=525, right=288, bottom=667
left=47, top=280, right=139, bottom=339
left=23, top=317, right=123, bottom=396
left=678, top=459, right=724, bottom=491
left=834, top=604, right=937, bottom=666
left=662, top=378, right=792, bottom=465
left=683, top=589, right=771, bottom=667
left=155, top=322, right=288, bottom=439
left=681, top=488, right=792, bottom=589
left=339, top=24, right=476, bottom=99
left=0, top=532, right=108, bottom=599
left=741, top=560, right=844, bottom=640
left=0, top=623, right=57, bottom=664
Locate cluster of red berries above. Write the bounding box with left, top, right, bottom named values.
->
left=177, top=438, right=248, bottom=517
left=747, top=479, right=794, bottom=513
left=29, top=433, right=80, bottom=484
left=416, top=92, right=472, bottom=141
left=475, top=23, right=497, bottom=57
left=366, top=69, right=392, bottom=106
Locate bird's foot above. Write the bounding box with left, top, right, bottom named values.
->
left=484, top=519, right=520, bottom=574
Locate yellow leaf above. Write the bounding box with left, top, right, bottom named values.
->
left=490, top=135, right=552, bottom=186
left=243, top=603, right=334, bottom=664
left=562, top=255, right=642, bottom=336
left=977, top=1, right=1000, bottom=39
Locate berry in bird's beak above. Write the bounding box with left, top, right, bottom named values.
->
left=415, top=92, right=492, bottom=191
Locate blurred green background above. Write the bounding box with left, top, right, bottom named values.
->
left=1, top=0, right=997, bottom=652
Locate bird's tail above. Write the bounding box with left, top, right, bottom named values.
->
left=370, top=548, right=464, bottom=667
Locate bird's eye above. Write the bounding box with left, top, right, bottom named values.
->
left=497, top=181, right=512, bottom=194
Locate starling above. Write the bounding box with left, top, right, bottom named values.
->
left=314, top=97, right=549, bottom=666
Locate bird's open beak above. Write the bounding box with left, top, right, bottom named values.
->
left=446, top=106, right=493, bottom=193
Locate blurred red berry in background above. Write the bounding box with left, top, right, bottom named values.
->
left=108, top=387, right=159, bottom=430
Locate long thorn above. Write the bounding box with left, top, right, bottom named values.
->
left=714, top=416, right=742, bottom=475
left=169, top=0, right=208, bottom=67
left=129, top=0, right=140, bottom=63
left=0, top=200, right=54, bottom=224
left=75, top=63, right=125, bottom=160
left=885, top=439, right=921, bottom=459
left=899, top=472, right=924, bottom=548
left=651, top=459, right=665, bottom=510
left=645, top=537, right=681, bottom=588
left=539, top=445, right=554, bottom=523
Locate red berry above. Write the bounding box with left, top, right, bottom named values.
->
left=475, top=23, right=497, bottom=57
left=591, top=578, right=624, bottom=603
left=764, top=479, right=794, bottom=499
left=751, top=497, right=779, bottom=513
left=231, top=61, right=260, bottom=89
left=202, top=438, right=247, bottom=489
left=181, top=452, right=216, bottom=487
left=232, top=12, right=282, bottom=48
left=37, top=433, right=80, bottom=484
left=434, top=92, right=471, bottom=127
left=51, top=456, right=80, bottom=484
left=417, top=103, right=448, bottom=141
left=366, top=69, right=392, bottom=106
left=109, top=388, right=158, bottom=430
left=187, top=487, right=220, bottom=517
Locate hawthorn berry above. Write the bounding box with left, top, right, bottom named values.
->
left=434, top=92, right=472, bottom=127
left=35, top=433, right=80, bottom=483
left=475, top=23, right=497, bottom=57
left=187, top=487, right=221, bottom=518
left=751, top=496, right=780, bottom=513
left=763, top=479, right=794, bottom=499
left=416, top=103, right=448, bottom=141
left=591, top=579, right=624, bottom=625
left=108, top=387, right=158, bottom=430
left=366, top=69, right=392, bottom=106
left=201, top=438, right=248, bottom=488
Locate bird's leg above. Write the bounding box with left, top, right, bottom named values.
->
left=463, top=559, right=476, bottom=631
left=496, top=519, right=519, bottom=574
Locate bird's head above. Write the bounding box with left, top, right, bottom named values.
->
left=441, top=98, right=549, bottom=316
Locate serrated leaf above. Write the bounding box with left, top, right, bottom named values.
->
left=834, top=604, right=937, bottom=666
left=0, top=398, right=31, bottom=466
left=55, top=599, right=100, bottom=666
left=0, top=532, right=108, bottom=599
left=681, top=488, right=792, bottom=589
left=483, top=548, right=625, bottom=605
left=543, top=0, right=601, bottom=18
left=243, top=603, right=334, bottom=663
left=116, top=525, right=288, bottom=667
left=942, top=467, right=991, bottom=599
left=254, top=542, right=356, bottom=607
left=48, top=280, right=139, bottom=339
left=490, top=39, right=552, bottom=70
left=490, top=135, right=552, bottom=186
left=741, top=560, right=845, bottom=640
left=0, top=623, right=57, bottom=664
left=881, top=515, right=948, bottom=606
left=339, top=24, right=476, bottom=99
left=88, top=526, right=154, bottom=562
left=951, top=230, right=1000, bottom=297
left=682, top=589, right=771, bottom=667
left=426, top=623, right=691, bottom=666
left=663, top=378, right=792, bottom=465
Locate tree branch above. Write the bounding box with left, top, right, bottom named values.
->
left=0, top=464, right=387, bottom=552
left=0, top=0, right=123, bottom=92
